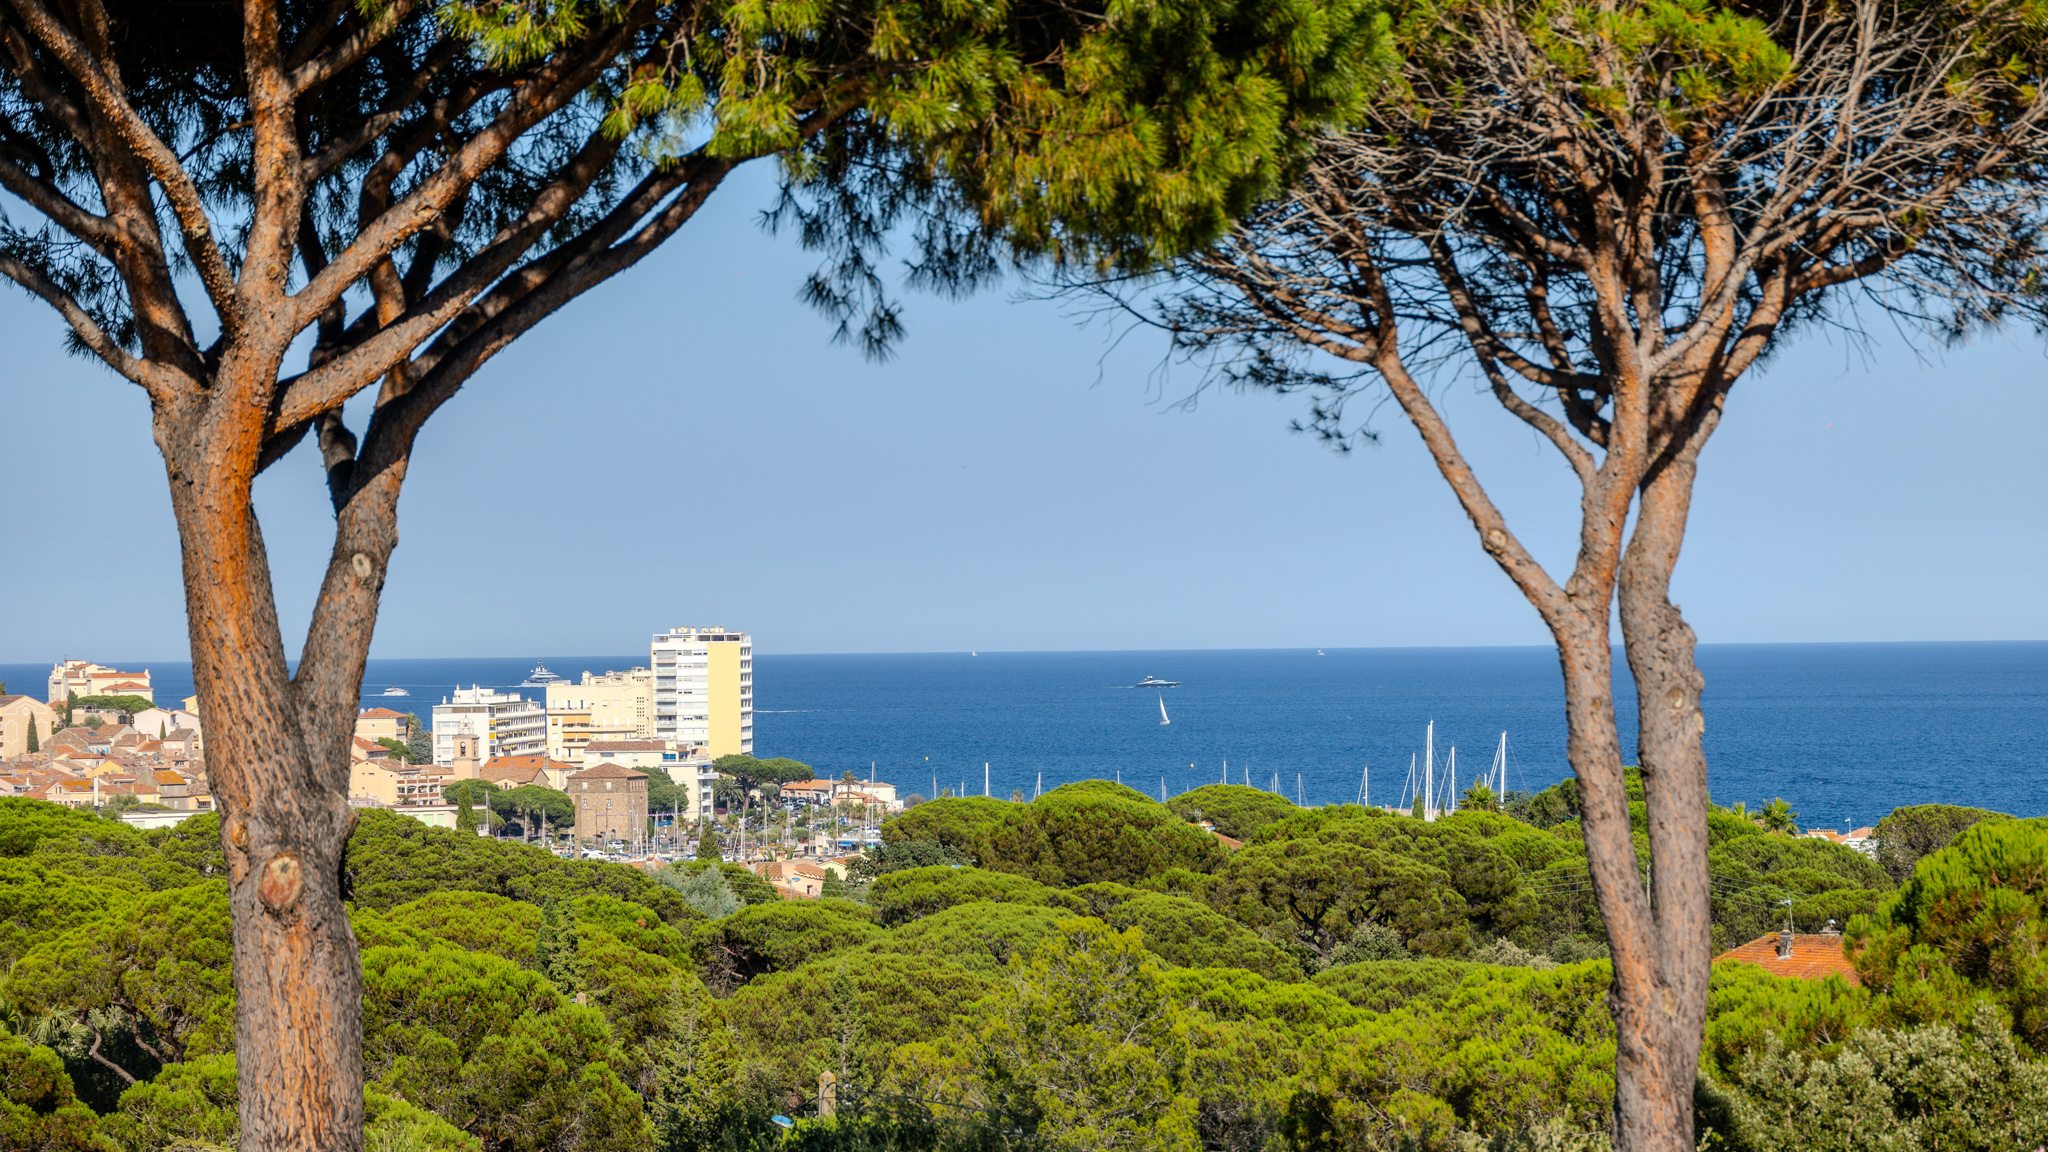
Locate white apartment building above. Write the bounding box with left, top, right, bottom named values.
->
left=432, top=686, right=545, bottom=766
left=545, top=668, right=653, bottom=764
left=649, top=627, right=752, bottom=759
left=48, top=661, right=155, bottom=704
left=583, top=739, right=719, bottom=818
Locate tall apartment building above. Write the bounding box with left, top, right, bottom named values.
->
left=545, top=668, right=653, bottom=764
left=432, top=686, right=545, bottom=766
left=649, top=626, right=752, bottom=759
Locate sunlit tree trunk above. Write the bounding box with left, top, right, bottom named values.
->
left=160, top=371, right=400, bottom=1152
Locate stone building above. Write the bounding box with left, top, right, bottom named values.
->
left=569, top=761, right=648, bottom=848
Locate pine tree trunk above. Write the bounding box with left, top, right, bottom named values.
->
left=160, top=375, right=396, bottom=1152
left=1613, top=450, right=1715, bottom=1152
left=1547, top=605, right=1690, bottom=1152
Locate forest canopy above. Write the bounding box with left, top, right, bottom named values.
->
left=3, top=792, right=2043, bottom=1151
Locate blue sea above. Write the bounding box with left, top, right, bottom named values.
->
left=6, top=642, right=2042, bottom=830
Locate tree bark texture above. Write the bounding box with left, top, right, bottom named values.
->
left=159, top=369, right=398, bottom=1152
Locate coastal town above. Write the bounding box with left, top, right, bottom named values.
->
left=3, top=628, right=922, bottom=900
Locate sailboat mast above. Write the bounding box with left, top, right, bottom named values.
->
left=1356, top=758, right=1369, bottom=807
left=1448, top=747, right=1456, bottom=813
left=1425, top=721, right=1435, bottom=818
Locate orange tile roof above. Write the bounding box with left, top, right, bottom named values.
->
left=1715, top=934, right=1861, bottom=985
left=358, top=707, right=407, bottom=719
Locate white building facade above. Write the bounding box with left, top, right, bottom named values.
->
left=648, top=627, right=752, bottom=759
left=432, top=686, right=545, bottom=766
left=545, top=668, right=654, bottom=763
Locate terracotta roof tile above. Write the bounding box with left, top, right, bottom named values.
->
left=358, top=708, right=407, bottom=719
left=1715, top=934, right=1860, bottom=985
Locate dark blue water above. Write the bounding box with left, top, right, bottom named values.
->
left=5, top=642, right=2041, bottom=829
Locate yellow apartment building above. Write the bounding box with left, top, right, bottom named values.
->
left=649, top=627, right=752, bottom=759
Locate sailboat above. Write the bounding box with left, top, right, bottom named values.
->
left=1158, top=695, right=1171, bottom=726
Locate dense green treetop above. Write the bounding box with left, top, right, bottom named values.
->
left=342, top=811, right=693, bottom=920
left=70, top=696, right=157, bottom=716
left=1167, top=785, right=1301, bottom=841
left=846, top=839, right=974, bottom=882
left=692, top=900, right=883, bottom=993
left=0, top=858, right=133, bottom=973
left=979, top=919, right=1203, bottom=1152
left=368, top=892, right=545, bottom=965
left=1313, top=958, right=1492, bottom=1014
left=868, top=866, right=1087, bottom=927
left=1849, top=817, right=2048, bottom=1051
left=1212, top=833, right=1476, bottom=959
left=0, top=799, right=110, bottom=857
left=871, top=903, right=1080, bottom=974
left=7, top=882, right=237, bottom=1073
left=1092, top=890, right=1306, bottom=983
left=879, top=798, right=1016, bottom=864
left=1164, top=966, right=1363, bottom=1036
left=1289, top=962, right=1618, bottom=1145
left=360, top=944, right=649, bottom=1152
left=724, top=952, right=994, bottom=1096
left=0, top=1033, right=114, bottom=1152
left=986, top=788, right=1227, bottom=888
left=1872, top=806, right=2012, bottom=886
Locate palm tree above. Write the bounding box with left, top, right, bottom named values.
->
left=1760, top=798, right=1799, bottom=834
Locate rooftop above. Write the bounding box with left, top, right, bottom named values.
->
left=1715, top=933, right=1861, bottom=985
left=571, top=762, right=649, bottom=780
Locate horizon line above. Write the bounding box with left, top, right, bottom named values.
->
left=7, top=637, right=2043, bottom=666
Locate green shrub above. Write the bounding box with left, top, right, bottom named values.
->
left=1708, top=1002, right=2048, bottom=1152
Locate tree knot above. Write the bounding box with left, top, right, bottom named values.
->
left=259, top=852, right=304, bottom=912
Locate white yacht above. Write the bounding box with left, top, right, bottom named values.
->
left=519, top=663, right=564, bottom=687
left=379, top=686, right=410, bottom=697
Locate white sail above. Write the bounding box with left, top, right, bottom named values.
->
left=1159, top=695, right=1171, bottom=725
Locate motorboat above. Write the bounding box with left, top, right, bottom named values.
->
left=379, top=687, right=410, bottom=697
left=519, top=663, right=564, bottom=687
left=1134, top=676, right=1179, bottom=688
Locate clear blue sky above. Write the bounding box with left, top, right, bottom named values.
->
left=3, top=162, right=2045, bottom=660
